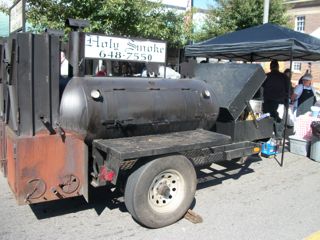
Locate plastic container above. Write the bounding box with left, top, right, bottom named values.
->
left=311, top=106, right=320, bottom=118
left=289, top=135, right=310, bottom=157
left=257, top=113, right=270, bottom=121
left=249, top=100, right=263, bottom=113
left=310, top=136, right=320, bottom=162
left=261, top=139, right=278, bottom=156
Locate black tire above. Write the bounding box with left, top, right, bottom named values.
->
left=124, top=154, right=197, bottom=228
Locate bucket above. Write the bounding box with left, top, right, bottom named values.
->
left=310, top=136, right=320, bottom=162
left=311, top=106, right=320, bottom=118
left=249, top=100, right=263, bottom=113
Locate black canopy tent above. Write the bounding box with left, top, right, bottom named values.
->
left=185, top=23, right=320, bottom=62
left=185, top=23, right=320, bottom=166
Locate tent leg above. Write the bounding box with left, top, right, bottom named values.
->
left=280, top=104, right=288, bottom=167
left=280, top=49, right=293, bottom=167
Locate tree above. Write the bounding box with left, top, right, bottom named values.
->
left=96, top=0, right=187, bottom=47
left=0, top=0, right=188, bottom=48
left=194, top=0, right=290, bottom=42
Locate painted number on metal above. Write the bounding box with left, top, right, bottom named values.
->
left=85, top=34, right=166, bottom=63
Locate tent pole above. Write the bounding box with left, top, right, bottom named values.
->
left=280, top=49, right=293, bottom=166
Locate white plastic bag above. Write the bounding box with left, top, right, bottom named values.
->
left=277, top=104, right=295, bottom=127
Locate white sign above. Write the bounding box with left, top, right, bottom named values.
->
left=85, top=34, right=166, bottom=63
left=10, top=0, right=24, bottom=33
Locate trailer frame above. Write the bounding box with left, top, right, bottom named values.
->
left=91, top=129, right=260, bottom=188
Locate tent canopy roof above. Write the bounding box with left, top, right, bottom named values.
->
left=185, top=23, right=320, bottom=62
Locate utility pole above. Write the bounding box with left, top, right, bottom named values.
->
left=263, top=0, right=270, bottom=24
left=187, top=0, right=194, bottom=44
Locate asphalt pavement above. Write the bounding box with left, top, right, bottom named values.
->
left=0, top=151, right=320, bottom=240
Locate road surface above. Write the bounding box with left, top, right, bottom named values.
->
left=1, top=152, right=320, bottom=240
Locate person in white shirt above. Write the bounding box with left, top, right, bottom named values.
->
left=291, top=73, right=316, bottom=116
left=60, top=51, right=71, bottom=98
left=60, top=51, right=69, bottom=77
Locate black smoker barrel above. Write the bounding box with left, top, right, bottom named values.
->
left=194, top=63, right=273, bottom=142
left=59, top=77, right=220, bottom=142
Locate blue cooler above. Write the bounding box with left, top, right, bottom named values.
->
left=261, top=140, right=278, bottom=157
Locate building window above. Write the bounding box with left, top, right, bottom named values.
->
left=292, top=61, right=302, bottom=72
left=295, top=16, right=305, bottom=32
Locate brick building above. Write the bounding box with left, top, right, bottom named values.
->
left=285, top=0, right=320, bottom=90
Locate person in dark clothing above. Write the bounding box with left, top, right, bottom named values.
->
left=284, top=68, right=294, bottom=96
left=262, top=60, right=290, bottom=138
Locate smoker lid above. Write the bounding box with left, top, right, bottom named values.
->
left=194, top=63, right=266, bottom=120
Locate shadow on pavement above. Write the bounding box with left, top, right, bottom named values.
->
left=30, top=186, right=126, bottom=220
left=196, top=155, right=262, bottom=190
left=30, top=156, right=262, bottom=220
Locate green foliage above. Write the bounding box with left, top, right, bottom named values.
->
left=96, top=0, right=186, bottom=47
left=0, top=0, right=188, bottom=47
left=194, top=0, right=290, bottom=42
left=0, top=0, right=12, bottom=14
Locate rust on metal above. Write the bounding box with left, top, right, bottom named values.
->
left=5, top=127, right=87, bottom=205
left=51, top=187, right=64, bottom=199
left=0, top=120, right=7, bottom=176
left=59, top=174, right=80, bottom=194
left=24, top=178, right=46, bottom=203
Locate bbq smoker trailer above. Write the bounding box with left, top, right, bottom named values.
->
left=0, top=24, right=273, bottom=228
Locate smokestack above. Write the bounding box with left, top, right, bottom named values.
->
left=263, top=0, right=270, bottom=24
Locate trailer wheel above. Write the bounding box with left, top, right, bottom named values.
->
left=124, top=155, right=197, bottom=228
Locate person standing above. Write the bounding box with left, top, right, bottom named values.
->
left=60, top=51, right=71, bottom=98
left=291, top=73, right=316, bottom=117
left=284, top=68, right=294, bottom=96
left=60, top=51, right=69, bottom=77
left=95, top=65, right=107, bottom=77
left=262, top=60, right=290, bottom=139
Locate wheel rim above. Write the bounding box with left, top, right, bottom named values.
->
left=148, top=169, right=185, bottom=213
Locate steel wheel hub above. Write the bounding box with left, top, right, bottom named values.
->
left=148, top=169, right=184, bottom=213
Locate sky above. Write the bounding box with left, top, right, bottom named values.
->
left=149, top=0, right=215, bottom=9
left=1, top=0, right=215, bottom=9
left=0, top=0, right=12, bottom=36
left=193, top=0, right=215, bottom=9
left=0, top=13, right=9, bottom=37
